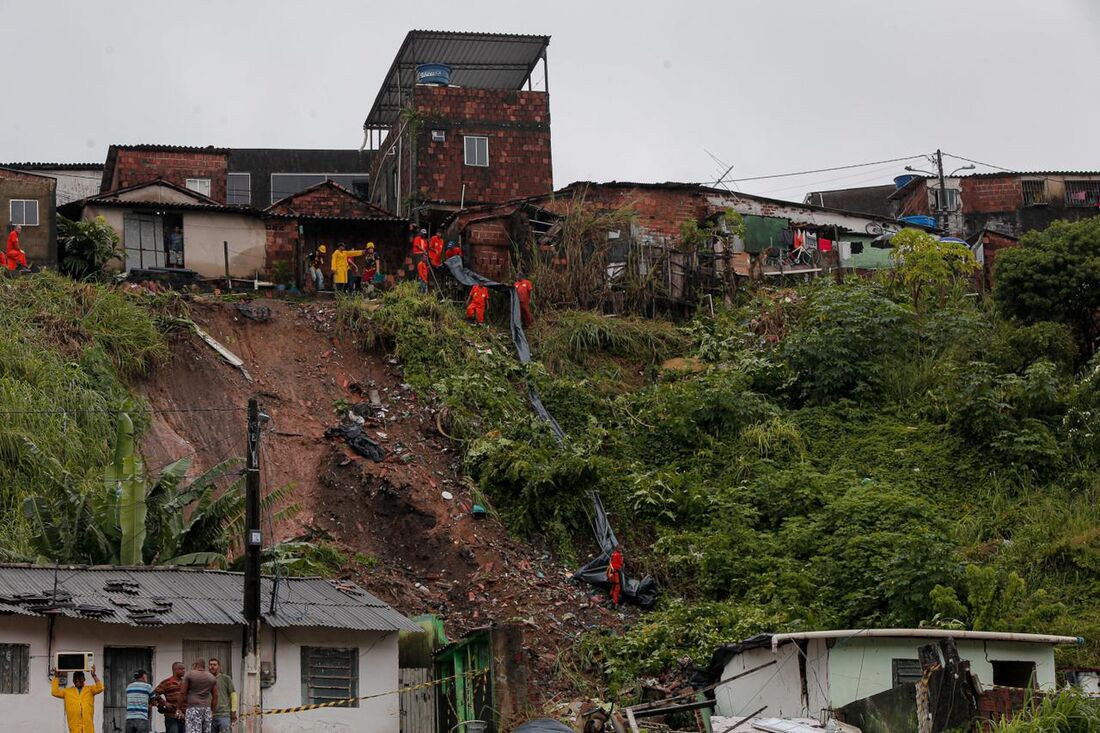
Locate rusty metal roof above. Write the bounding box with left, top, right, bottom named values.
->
left=0, top=564, right=420, bottom=632
left=364, top=30, right=550, bottom=130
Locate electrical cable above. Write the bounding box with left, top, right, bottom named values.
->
left=699, top=154, right=926, bottom=186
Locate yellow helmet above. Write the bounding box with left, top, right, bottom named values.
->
left=319, top=245, right=327, bottom=253
left=366, top=242, right=375, bottom=249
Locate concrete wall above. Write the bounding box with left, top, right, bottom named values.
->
left=715, top=641, right=830, bottom=721
left=35, top=169, right=102, bottom=206
left=0, top=615, right=399, bottom=733
left=82, top=205, right=266, bottom=278
left=826, top=638, right=1057, bottom=709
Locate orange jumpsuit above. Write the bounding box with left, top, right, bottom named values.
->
left=427, top=235, right=444, bottom=267
left=444, top=243, right=462, bottom=261
left=514, top=278, right=533, bottom=327
left=7, top=230, right=27, bottom=270
left=411, top=235, right=427, bottom=258
left=607, top=549, right=624, bottom=605
left=466, top=284, right=489, bottom=324
left=416, top=259, right=429, bottom=291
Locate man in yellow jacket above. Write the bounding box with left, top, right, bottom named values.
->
left=330, top=243, right=364, bottom=293
left=51, top=665, right=104, bottom=733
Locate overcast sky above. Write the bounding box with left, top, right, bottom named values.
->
left=3, top=0, right=1099, bottom=200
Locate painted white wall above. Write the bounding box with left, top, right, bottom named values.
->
left=34, top=169, right=103, bottom=205
left=826, top=638, right=1057, bottom=708
left=714, top=640, right=831, bottom=721
left=0, top=615, right=399, bottom=733
left=81, top=205, right=267, bottom=278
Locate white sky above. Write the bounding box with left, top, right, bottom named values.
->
left=3, top=0, right=1099, bottom=199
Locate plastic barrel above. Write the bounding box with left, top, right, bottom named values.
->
left=416, top=63, right=451, bottom=85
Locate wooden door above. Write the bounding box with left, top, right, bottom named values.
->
left=399, top=668, right=436, bottom=733
left=182, top=639, right=233, bottom=677
left=103, top=646, right=152, bottom=733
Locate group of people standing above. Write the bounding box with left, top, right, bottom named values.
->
left=50, top=657, right=236, bottom=733
left=307, top=241, right=381, bottom=294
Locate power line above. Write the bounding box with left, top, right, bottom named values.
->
left=700, top=154, right=925, bottom=186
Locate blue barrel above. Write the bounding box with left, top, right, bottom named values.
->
left=893, top=174, right=916, bottom=189
left=416, top=63, right=451, bottom=85
left=900, top=215, right=937, bottom=228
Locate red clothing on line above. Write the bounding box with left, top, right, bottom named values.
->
left=818, top=238, right=833, bottom=252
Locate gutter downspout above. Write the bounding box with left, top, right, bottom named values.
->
left=770, top=629, right=1083, bottom=653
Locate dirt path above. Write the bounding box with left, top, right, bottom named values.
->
left=137, top=297, right=629, bottom=702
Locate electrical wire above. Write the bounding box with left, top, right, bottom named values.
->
left=699, top=154, right=926, bottom=186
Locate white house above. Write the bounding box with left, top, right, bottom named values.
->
left=0, top=564, right=421, bottom=733
left=710, top=629, right=1082, bottom=723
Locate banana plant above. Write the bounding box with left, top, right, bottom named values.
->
left=105, top=413, right=146, bottom=565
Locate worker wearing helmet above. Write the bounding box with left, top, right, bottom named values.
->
left=444, top=241, right=462, bottom=262
left=331, top=243, right=364, bottom=294
left=307, top=244, right=328, bottom=292
left=411, top=229, right=428, bottom=258
left=466, top=284, right=489, bottom=325
left=362, top=242, right=379, bottom=294
left=427, top=231, right=444, bottom=268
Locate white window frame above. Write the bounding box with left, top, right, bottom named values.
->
left=9, top=199, right=39, bottom=226
left=464, top=136, right=489, bottom=167
left=227, top=172, right=251, bottom=205
left=185, top=178, right=212, bottom=197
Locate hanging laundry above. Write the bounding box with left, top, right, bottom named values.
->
left=793, top=230, right=804, bottom=250
left=781, top=229, right=794, bottom=248
left=819, top=237, right=833, bottom=252
left=804, top=232, right=818, bottom=249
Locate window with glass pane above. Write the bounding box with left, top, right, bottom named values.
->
left=185, top=178, right=212, bottom=197
left=227, top=173, right=251, bottom=205
left=464, top=136, right=489, bottom=167
left=10, top=199, right=39, bottom=226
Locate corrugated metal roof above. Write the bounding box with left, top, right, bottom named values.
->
left=0, top=565, right=420, bottom=632
left=0, top=162, right=104, bottom=170
left=364, top=30, right=550, bottom=129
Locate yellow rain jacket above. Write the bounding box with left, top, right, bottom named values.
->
left=330, top=249, right=364, bottom=285
left=52, top=676, right=104, bottom=733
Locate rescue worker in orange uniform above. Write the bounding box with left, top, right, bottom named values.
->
left=514, top=275, right=533, bottom=328
left=417, top=258, right=429, bottom=293
left=427, top=231, right=445, bottom=268
left=411, top=229, right=428, bottom=258
left=607, top=545, right=624, bottom=606
left=7, top=224, right=28, bottom=270
left=466, top=284, right=489, bottom=325
left=444, top=241, right=462, bottom=261
left=51, top=665, right=104, bottom=733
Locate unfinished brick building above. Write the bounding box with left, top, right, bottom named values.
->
left=363, top=31, right=553, bottom=227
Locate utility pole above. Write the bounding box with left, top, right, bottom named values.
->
left=243, top=397, right=262, bottom=733
left=935, top=149, right=948, bottom=231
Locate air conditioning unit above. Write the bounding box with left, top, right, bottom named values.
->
left=431, top=130, right=446, bottom=142
left=56, top=652, right=94, bottom=672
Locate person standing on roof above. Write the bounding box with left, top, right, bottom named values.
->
left=607, top=544, right=624, bottom=606
left=514, top=274, right=534, bottom=328
left=330, top=243, right=364, bottom=294
left=307, top=245, right=327, bottom=292
left=125, top=669, right=155, bottom=733
left=7, top=224, right=28, bottom=271
left=466, top=283, right=489, bottom=325
left=427, top=230, right=445, bottom=268
left=51, top=664, right=103, bottom=733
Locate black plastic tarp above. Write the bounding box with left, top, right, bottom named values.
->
left=324, top=423, right=386, bottom=462
left=572, top=492, right=658, bottom=608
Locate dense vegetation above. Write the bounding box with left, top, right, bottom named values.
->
left=342, top=246, right=1100, bottom=696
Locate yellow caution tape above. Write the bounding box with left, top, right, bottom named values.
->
left=246, top=668, right=489, bottom=717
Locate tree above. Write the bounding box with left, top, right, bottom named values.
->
left=995, top=217, right=1100, bottom=352
left=57, top=215, right=121, bottom=280
left=890, top=228, right=979, bottom=309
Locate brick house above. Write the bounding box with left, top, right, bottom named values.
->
left=363, top=31, right=552, bottom=226
left=0, top=166, right=57, bottom=267
left=890, top=171, right=1100, bottom=239
left=0, top=162, right=103, bottom=205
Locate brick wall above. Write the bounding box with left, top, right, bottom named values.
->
left=112, top=149, right=228, bottom=202
left=267, top=182, right=387, bottom=219
left=412, top=86, right=552, bottom=205
left=265, top=218, right=298, bottom=264
left=465, top=217, right=513, bottom=280
left=0, top=169, right=56, bottom=265
left=961, top=176, right=1023, bottom=214
left=541, top=185, right=711, bottom=240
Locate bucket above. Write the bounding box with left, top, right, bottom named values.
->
left=893, top=174, right=916, bottom=189
left=416, top=63, right=451, bottom=85
left=900, top=215, right=936, bottom=228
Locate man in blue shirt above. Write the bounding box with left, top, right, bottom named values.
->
left=125, top=669, right=155, bottom=733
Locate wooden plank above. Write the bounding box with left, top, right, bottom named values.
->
left=400, top=668, right=435, bottom=733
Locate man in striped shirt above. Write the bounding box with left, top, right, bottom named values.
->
left=125, top=669, right=155, bottom=733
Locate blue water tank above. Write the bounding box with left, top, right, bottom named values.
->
left=900, top=215, right=937, bottom=228
left=894, top=174, right=916, bottom=189
left=416, top=63, right=451, bottom=85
